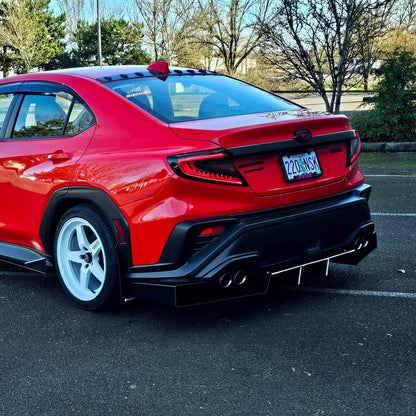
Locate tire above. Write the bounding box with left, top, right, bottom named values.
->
left=54, top=205, right=121, bottom=310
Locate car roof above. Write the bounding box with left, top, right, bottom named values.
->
left=54, top=64, right=217, bottom=82
left=0, top=63, right=219, bottom=85
left=52, top=65, right=151, bottom=79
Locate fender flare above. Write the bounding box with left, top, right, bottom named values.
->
left=40, top=187, right=132, bottom=268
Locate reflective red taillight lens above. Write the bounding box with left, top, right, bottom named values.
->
left=199, top=225, right=226, bottom=236
left=349, top=131, right=362, bottom=165
left=168, top=152, right=246, bottom=186
left=112, top=219, right=125, bottom=243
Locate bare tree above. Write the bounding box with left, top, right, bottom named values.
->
left=133, top=0, right=196, bottom=64
left=196, top=0, right=273, bottom=75
left=354, top=9, right=393, bottom=90
left=262, top=0, right=393, bottom=113
left=133, top=0, right=273, bottom=73
left=376, top=0, right=416, bottom=54
left=57, top=0, right=134, bottom=48
left=57, top=0, right=86, bottom=48
left=391, top=0, right=416, bottom=27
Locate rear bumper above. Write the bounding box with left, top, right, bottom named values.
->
left=125, top=184, right=376, bottom=306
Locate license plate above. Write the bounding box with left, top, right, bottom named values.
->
left=281, top=151, right=322, bottom=182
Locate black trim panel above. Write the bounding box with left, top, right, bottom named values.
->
left=227, top=130, right=355, bottom=157
left=0, top=241, right=48, bottom=273
left=19, top=81, right=77, bottom=94
left=0, top=82, right=23, bottom=94
left=128, top=268, right=271, bottom=307
left=97, top=70, right=218, bottom=83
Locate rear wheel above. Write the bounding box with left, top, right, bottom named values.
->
left=54, top=205, right=120, bottom=310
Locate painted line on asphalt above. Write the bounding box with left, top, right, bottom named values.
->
left=365, top=174, right=416, bottom=178
left=372, top=213, right=416, bottom=217
left=282, top=286, right=416, bottom=299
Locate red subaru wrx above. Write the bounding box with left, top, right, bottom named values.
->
left=0, top=62, right=376, bottom=309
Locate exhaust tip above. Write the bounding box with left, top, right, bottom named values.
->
left=218, top=273, right=233, bottom=288
left=354, top=234, right=371, bottom=251
left=233, top=270, right=248, bottom=286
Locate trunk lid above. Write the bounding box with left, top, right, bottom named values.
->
left=169, top=110, right=353, bottom=196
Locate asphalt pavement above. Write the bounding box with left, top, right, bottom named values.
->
left=0, top=152, right=415, bottom=416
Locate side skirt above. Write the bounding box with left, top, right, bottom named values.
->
left=0, top=241, right=49, bottom=274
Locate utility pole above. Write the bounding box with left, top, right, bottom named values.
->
left=97, top=0, right=102, bottom=67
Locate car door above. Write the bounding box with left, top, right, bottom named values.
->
left=0, top=81, right=96, bottom=252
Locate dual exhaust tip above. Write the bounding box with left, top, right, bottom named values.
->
left=354, top=233, right=371, bottom=251
left=218, top=270, right=248, bottom=288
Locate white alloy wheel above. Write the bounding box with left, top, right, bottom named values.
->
left=56, top=217, right=106, bottom=301
left=54, top=205, right=120, bottom=309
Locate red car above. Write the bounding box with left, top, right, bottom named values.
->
left=0, top=61, right=376, bottom=309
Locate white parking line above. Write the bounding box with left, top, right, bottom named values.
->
left=282, top=286, right=416, bottom=299
left=365, top=174, right=416, bottom=178
left=372, top=213, right=416, bottom=217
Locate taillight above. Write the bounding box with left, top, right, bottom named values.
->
left=348, top=131, right=361, bottom=165
left=168, top=151, right=247, bottom=185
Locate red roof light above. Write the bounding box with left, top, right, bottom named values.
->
left=147, top=61, right=170, bottom=74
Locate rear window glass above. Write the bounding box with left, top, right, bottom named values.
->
left=106, top=75, right=300, bottom=123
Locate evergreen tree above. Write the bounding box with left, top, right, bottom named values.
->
left=351, top=50, right=416, bottom=142
left=0, top=0, right=65, bottom=74
left=71, top=19, right=150, bottom=67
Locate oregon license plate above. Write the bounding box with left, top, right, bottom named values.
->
left=281, top=151, right=322, bottom=182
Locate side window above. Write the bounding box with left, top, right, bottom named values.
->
left=66, top=100, right=94, bottom=135
left=13, top=94, right=68, bottom=138
left=0, top=93, right=15, bottom=131
left=11, top=90, right=94, bottom=139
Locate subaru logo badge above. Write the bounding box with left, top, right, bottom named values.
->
left=294, top=129, right=313, bottom=143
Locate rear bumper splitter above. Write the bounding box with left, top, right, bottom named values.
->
left=125, top=184, right=377, bottom=306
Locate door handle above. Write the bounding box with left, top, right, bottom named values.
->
left=48, top=151, right=71, bottom=162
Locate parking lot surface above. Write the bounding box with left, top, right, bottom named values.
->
left=0, top=152, right=415, bottom=416
left=279, top=91, right=372, bottom=113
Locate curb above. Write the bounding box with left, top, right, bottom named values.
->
left=361, top=142, right=416, bottom=152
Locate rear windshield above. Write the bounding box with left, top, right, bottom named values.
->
left=106, top=74, right=300, bottom=123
